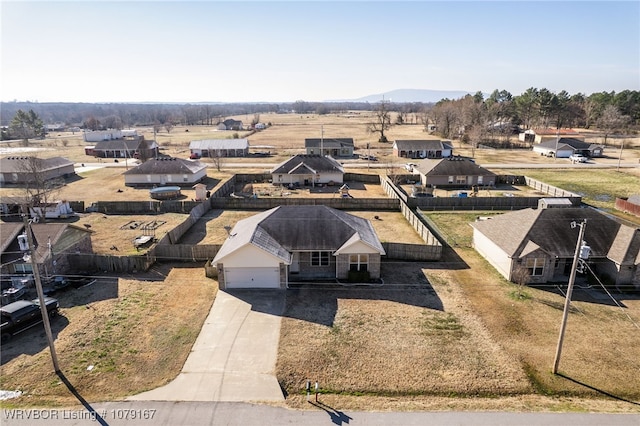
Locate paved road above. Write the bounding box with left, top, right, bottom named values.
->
left=3, top=401, right=639, bottom=425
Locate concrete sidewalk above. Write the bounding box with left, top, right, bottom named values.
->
left=128, top=290, right=285, bottom=402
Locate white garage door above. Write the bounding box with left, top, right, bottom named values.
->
left=224, top=267, right=280, bottom=289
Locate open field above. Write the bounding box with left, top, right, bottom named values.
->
left=0, top=265, right=216, bottom=407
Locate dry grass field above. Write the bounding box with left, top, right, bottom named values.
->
left=0, top=265, right=216, bottom=407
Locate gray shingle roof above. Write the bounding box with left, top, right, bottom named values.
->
left=472, top=207, right=639, bottom=263
left=0, top=156, right=73, bottom=173
left=213, top=205, right=385, bottom=264
left=393, top=140, right=450, bottom=151
left=305, top=138, right=354, bottom=149
left=271, top=155, right=344, bottom=174
left=123, top=158, right=206, bottom=175
left=415, top=157, right=496, bottom=177
left=537, top=138, right=603, bottom=151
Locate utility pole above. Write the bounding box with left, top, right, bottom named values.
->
left=22, top=211, right=60, bottom=373
left=552, top=219, right=587, bottom=374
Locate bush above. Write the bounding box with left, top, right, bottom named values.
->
left=347, top=270, right=370, bottom=283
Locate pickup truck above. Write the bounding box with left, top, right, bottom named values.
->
left=569, top=153, right=587, bottom=163
left=1, top=297, right=59, bottom=343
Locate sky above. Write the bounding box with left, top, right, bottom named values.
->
left=1, top=1, right=639, bottom=103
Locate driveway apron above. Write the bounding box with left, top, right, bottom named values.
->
left=128, top=290, right=285, bottom=402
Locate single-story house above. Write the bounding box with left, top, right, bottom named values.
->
left=0, top=156, right=75, bottom=186
left=471, top=206, right=640, bottom=288
left=87, top=138, right=158, bottom=159
left=519, top=128, right=584, bottom=144
left=414, top=157, right=496, bottom=188
left=123, top=157, right=207, bottom=187
left=271, top=155, right=344, bottom=186
left=212, top=205, right=386, bottom=289
left=393, top=139, right=453, bottom=159
left=532, top=138, right=604, bottom=158
left=189, top=139, right=249, bottom=158
left=217, top=119, right=243, bottom=131
left=305, top=138, right=355, bottom=157
left=0, top=222, right=93, bottom=280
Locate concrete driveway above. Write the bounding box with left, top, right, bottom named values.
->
left=128, top=290, right=285, bottom=402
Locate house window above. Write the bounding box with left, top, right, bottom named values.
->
left=349, top=254, right=368, bottom=272
left=456, top=176, right=466, bottom=184
left=448, top=176, right=454, bottom=184
left=526, top=258, right=544, bottom=276
left=311, top=251, right=330, bottom=266
left=478, top=176, right=483, bottom=185
left=183, top=174, right=188, bottom=182
left=14, top=263, right=33, bottom=273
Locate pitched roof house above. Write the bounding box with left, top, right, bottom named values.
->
left=271, top=155, right=344, bottom=186
left=393, top=139, right=453, bottom=159
left=414, top=157, right=496, bottom=187
left=87, top=138, right=158, bottom=159
left=519, top=128, right=584, bottom=144
left=532, top=138, right=604, bottom=158
left=0, top=222, right=93, bottom=280
left=305, top=138, right=354, bottom=157
left=212, top=205, right=386, bottom=288
left=189, top=139, right=249, bottom=158
left=123, top=157, right=207, bottom=187
left=471, top=206, right=640, bottom=288
left=217, top=119, right=243, bottom=131
left=0, top=156, right=75, bottom=186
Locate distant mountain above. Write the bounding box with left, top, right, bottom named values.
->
left=331, top=88, right=474, bottom=103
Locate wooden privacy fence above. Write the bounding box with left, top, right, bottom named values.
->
left=209, top=197, right=400, bottom=210
left=69, top=253, right=154, bottom=273
left=382, top=242, right=441, bottom=261
left=524, top=176, right=581, bottom=198
left=153, top=244, right=221, bottom=262
left=616, top=198, right=640, bottom=217
left=87, top=200, right=202, bottom=214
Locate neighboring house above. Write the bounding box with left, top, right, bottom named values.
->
left=271, top=155, right=344, bottom=186
left=0, top=222, right=93, bottom=280
left=393, top=139, right=453, bottom=159
left=189, top=139, right=249, bottom=158
left=212, top=205, right=386, bottom=289
left=217, top=119, right=243, bottom=131
left=305, top=138, right=355, bottom=157
left=45, top=123, right=66, bottom=132
left=414, top=157, right=496, bottom=188
left=83, top=129, right=123, bottom=142
left=519, top=128, right=584, bottom=144
left=0, top=157, right=75, bottom=186
left=532, top=138, right=604, bottom=158
left=123, top=157, right=207, bottom=187
left=471, top=205, right=640, bottom=288
left=29, top=200, right=75, bottom=221
left=87, top=138, right=158, bottom=159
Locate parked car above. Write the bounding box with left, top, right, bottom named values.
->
left=569, top=153, right=587, bottom=163
left=1, top=297, right=59, bottom=343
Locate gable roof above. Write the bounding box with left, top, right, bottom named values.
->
left=213, top=205, right=385, bottom=264
left=92, top=139, right=142, bottom=151
left=305, top=138, right=354, bottom=149
left=189, top=139, right=249, bottom=150
left=123, top=158, right=207, bottom=175
left=415, top=157, right=496, bottom=177
left=537, top=138, right=603, bottom=151
left=0, top=156, right=73, bottom=173
left=393, top=139, right=452, bottom=151
left=472, top=207, right=639, bottom=263
left=271, top=155, right=344, bottom=175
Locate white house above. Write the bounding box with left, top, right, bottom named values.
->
left=212, top=205, right=386, bottom=289
left=83, top=129, right=123, bottom=142
left=189, top=139, right=249, bottom=158
left=271, top=155, right=344, bottom=186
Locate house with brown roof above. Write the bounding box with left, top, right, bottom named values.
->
left=393, top=139, right=453, bottom=159
left=0, top=156, right=75, bottom=186
left=123, top=157, right=207, bottom=187
left=0, top=222, right=93, bottom=281
left=471, top=206, right=640, bottom=288
left=271, top=155, right=344, bottom=187
left=212, top=205, right=386, bottom=288
left=414, top=157, right=496, bottom=188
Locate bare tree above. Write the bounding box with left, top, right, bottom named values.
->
left=17, top=156, right=63, bottom=222
left=164, top=122, right=174, bottom=133
left=598, top=105, right=629, bottom=146
left=511, top=263, right=530, bottom=299
left=367, top=100, right=392, bottom=142
left=467, top=124, right=486, bottom=158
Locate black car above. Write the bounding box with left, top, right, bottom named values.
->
left=1, top=297, right=59, bottom=343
